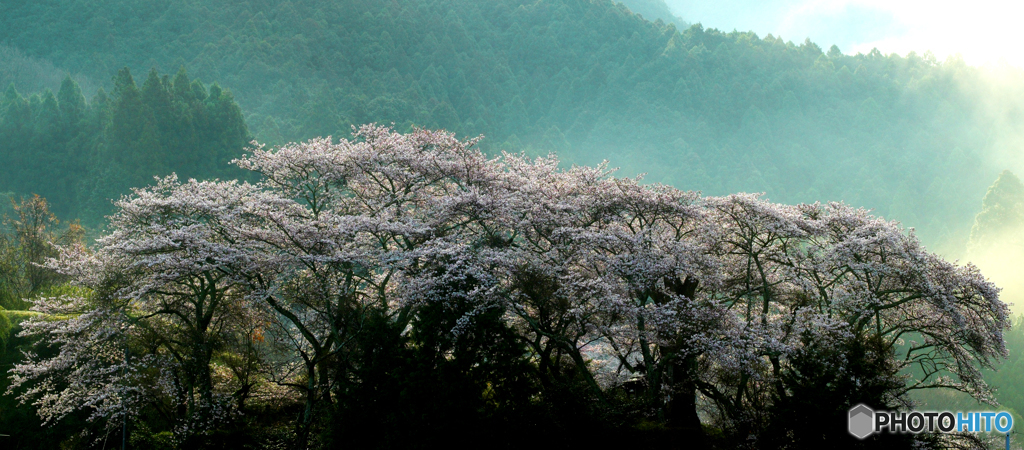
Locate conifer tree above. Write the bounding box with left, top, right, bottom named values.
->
left=56, top=76, right=85, bottom=135
left=1, top=87, right=31, bottom=190
left=968, top=170, right=1024, bottom=254
left=57, top=76, right=87, bottom=198
left=108, top=67, right=164, bottom=191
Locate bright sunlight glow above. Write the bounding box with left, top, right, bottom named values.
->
left=667, top=0, right=1024, bottom=67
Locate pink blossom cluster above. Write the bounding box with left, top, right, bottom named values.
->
left=8, top=124, right=1009, bottom=441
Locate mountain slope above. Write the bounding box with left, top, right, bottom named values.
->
left=619, top=0, right=687, bottom=27
left=1, top=0, right=1023, bottom=253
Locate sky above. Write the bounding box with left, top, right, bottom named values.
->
left=664, top=0, right=1024, bottom=68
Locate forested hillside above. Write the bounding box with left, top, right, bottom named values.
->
left=2, top=0, right=1023, bottom=253
left=619, top=0, right=688, bottom=27
left=0, top=68, right=249, bottom=223
left=2, top=1, right=1024, bottom=448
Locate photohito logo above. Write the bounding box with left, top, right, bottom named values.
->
left=848, top=404, right=1013, bottom=439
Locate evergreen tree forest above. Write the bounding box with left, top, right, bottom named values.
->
left=0, top=67, right=249, bottom=225
left=2, top=0, right=1024, bottom=251
left=0, top=0, right=1023, bottom=448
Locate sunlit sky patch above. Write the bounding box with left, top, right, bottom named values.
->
left=665, top=0, right=1024, bottom=67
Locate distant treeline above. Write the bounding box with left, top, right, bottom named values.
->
left=2, top=0, right=1022, bottom=254
left=0, top=67, right=249, bottom=225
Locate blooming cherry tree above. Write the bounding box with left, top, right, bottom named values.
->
left=8, top=125, right=1010, bottom=449
left=10, top=176, right=278, bottom=442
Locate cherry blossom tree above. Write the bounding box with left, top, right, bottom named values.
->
left=696, top=194, right=1009, bottom=444
left=228, top=125, right=523, bottom=447
left=7, top=125, right=1010, bottom=449
left=10, top=176, right=278, bottom=443
left=491, top=156, right=726, bottom=439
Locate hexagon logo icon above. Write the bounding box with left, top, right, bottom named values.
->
left=848, top=404, right=875, bottom=439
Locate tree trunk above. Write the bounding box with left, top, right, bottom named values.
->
left=293, top=359, right=317, bottom=450
left=665, top=355, right=707, bottom=448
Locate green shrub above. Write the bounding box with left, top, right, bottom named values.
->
left=4, top=309, right=41, bottom=327
left=0, top=306, right=10, bottom=355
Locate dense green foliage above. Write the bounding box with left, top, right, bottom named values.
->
left=0, top=308, right=10, bottom=356
left=0, top=195, right=82, bottom=308
left=0, top=68, right=249, bottom=225
left=618, top=0, right=687, bottom=27
left=969, top=170, right=1024, bottom=253
left=2, top=0, right=1023, bottom=252
left=0, top=44, right=96, bottom=98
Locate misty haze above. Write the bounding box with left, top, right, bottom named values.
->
left=0, top=0, right=1021, bottom=449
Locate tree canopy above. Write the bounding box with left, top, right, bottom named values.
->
left=969, top=170, right=1024, bottom=254
left=0, top=68, right=249, bottom=225
left=8, top=126, right=1009, bottom=449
